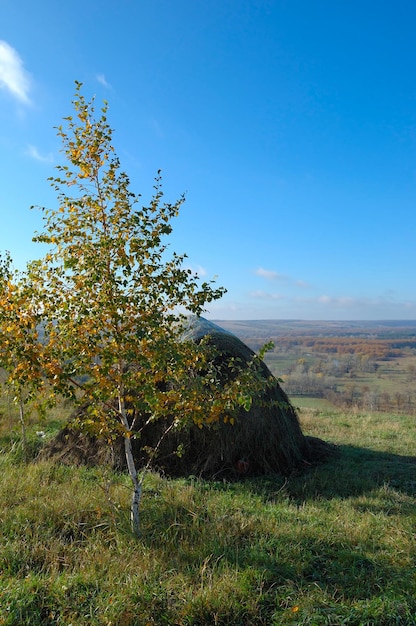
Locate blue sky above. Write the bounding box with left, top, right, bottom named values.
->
left=1, top=1, right=416, bottom=320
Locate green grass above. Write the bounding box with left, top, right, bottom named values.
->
left=0, top=405, right=415, bottom=625
left=291, top=396, right=335, bottom=411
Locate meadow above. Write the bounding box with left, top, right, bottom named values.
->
left=0, top=391, right=415, bottom=625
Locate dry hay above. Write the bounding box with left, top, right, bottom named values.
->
left=40, top=318, right=333, bottom=478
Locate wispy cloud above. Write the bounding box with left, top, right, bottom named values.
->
left=246, top=286, right=416, bottom=316
left=205, top=288, right=416, bottom=321
left=294, top=279, right=309, bottom=289
left=316, top=295, right=379, bottom=309
left=255, top=267, right=284, bottom=281
left=96, top=73, right=111, bottom=89
left=149, top=118, right=164, bottom=138
left=255, top=267, right=310, bottom=288
left=186, top=264, right=208, bottom=277
left=25, top=144, right=54, bottom=163
left=0, top=40, right=31, bottom=104
left=294, top=293, right=416, bottom=315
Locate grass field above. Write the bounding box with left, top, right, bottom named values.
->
left=0, top=396, right=415, bottom=625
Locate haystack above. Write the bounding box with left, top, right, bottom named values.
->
left=41, top=318, right=332, bottom=477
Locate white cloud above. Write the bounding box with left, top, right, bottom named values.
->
left=186, top=264, right=207, bottom=277
left=25, top=144, right=53, bottom=163
left=204, top=300, right=240, bottom=315
left=255, top=267, right=284, bottom=281
left=96, top=73, right=111, bottom=88
left=318, top=294, right=332, bottom=304
left=316, top=295, right=373, bottom=308
left=0, top=40, right=31, bottom=104
left=293, top=293, right=416, bottom=317
left=294, top=279, right=309, bottom=289
left=255, top=267, right=310, bottom=288
left=203, top=288, right=416, bottom=321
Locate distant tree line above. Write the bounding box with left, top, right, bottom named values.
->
left=246, top=335, right=416, bottom=361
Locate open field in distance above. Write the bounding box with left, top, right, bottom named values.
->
left=214, top=320, right=416, bottom=414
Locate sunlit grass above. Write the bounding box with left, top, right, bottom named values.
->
left=0, top=404, right=415, bottom=625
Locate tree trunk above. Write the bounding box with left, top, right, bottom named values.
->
left=18, top=393, right=27, bottom=463
left=124, top=435, right=142, bottom=537
left=118, top=390, right=142, bottom=537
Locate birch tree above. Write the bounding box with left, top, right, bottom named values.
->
left=26, top=83, right=263, bottom=536
left=0, top=253, right=47, bottom=459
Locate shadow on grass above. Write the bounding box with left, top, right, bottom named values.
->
left=139, top=445, right=416, bottom=624
left=240, top=444, right=416, bottom=504
left=177, top=443, right=415, bottom=507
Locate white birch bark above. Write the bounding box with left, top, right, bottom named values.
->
left=124, top=434, right=142, bottom=537
left=118, top=391, right=142, bottom=537
left=18, top=393, right=28, bottom=462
